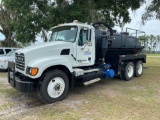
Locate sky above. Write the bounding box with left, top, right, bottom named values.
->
left=124, top=2, right=160, bottom=36
left=0, top=1, right=160, bottom=41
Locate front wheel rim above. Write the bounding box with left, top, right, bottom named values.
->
left=47, top=77, right=65, bottom=98
left=127, top=65, right=134, bottom=77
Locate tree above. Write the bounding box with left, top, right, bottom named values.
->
left=94, top=0, right=144, bottom=26
left=3, top=0, right=57, bottom=44
left=142, top=0, right=160, bottom=24
left=139, top=34, right=160, bottom=53
left=155, top=35, right=160, bottom=52
left=0, top=0, right=16, bottom=47
left=55, top=0, right=94, bottom=23
left=3, top=0, right=144, bottom=45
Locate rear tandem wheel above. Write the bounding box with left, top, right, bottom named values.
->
left=121, top=62, right=134, bottom=81
left=134, top=60, right=143, bottom=77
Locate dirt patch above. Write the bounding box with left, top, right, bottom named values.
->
left=62, top=99, right=83, bottom=109
left=129, top=86, right=145, bottom=90
left=0, top=95, right=44, bottom=119
left=0, top=77, right=8, bottom=84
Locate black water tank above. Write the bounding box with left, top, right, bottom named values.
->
left=95, top=29, right=144, bottom=61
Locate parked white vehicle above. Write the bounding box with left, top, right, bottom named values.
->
left=0, top=50, right=17, bottom=70
left=0, top=47, right=18, bottom=56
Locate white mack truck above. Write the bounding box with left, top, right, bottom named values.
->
left=8, top=21, right=146, bottom=103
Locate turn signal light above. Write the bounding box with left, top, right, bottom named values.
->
left=31, top=68, right=38, bottom=76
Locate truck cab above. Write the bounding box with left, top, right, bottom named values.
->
left=14, top=23, right=95, bottom=79
left=8, top=21, right=146, bottom=103
left=49, top=23, right=95, bottom=67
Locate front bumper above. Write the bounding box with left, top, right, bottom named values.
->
left=8, top=62, right=34, bottom=93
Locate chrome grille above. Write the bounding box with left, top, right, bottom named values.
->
left=15, top=53, right=25, bottom=71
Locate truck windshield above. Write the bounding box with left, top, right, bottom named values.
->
left=49, top=26, right=77, bottom=42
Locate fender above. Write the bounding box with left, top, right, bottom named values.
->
left=26, top=56, right=73, bottom=79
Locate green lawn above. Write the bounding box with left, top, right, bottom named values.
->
left=145, top=54, right=160, bottom=66
left=0, top=71, right=7, bottom=78
left=0, top=55, right=160, bottom=120
left=147, top=53, right=160, bottom=57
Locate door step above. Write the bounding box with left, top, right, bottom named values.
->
left=83, top=78, right=101, bottom=86
left=84, top=69, right=99, bottom=73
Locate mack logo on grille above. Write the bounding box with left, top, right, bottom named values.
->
left=16, top=57, right=24, bottom=61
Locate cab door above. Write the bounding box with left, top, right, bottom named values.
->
left=76, top=27, right=94, bottom=66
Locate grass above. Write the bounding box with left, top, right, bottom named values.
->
left=146, top=53, right=160, bottom=56
left=145, top=54, right=160, bottom=67
left=0, top=54, right=160, bottom=120
left=0, top=71, right=7, bottom=78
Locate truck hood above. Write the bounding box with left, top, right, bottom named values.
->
left=15, top=41, right=74, bottom=72
left=16, top=41, right=73, bottom=54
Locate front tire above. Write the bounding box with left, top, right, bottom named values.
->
left=38, top=69, right=69, bottom=104
left=121, top=62, right=134, bottom=81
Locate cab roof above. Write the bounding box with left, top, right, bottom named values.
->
left=50, top=22, right=94, bottom=31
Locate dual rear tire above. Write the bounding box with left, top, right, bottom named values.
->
left=121, top=60, right=143, bottom=81
left=134, top=60, right=143, bottom=77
